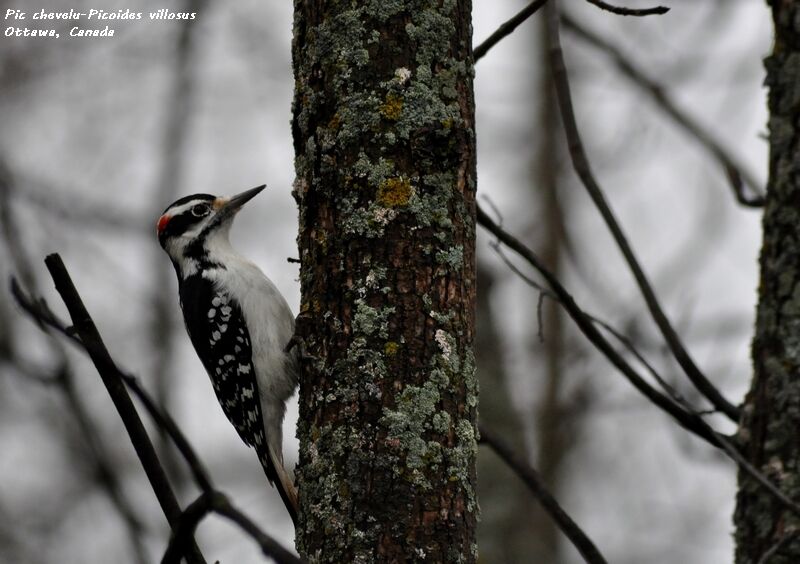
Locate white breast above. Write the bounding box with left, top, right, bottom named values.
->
left=204, top=257, right=298, bottom=395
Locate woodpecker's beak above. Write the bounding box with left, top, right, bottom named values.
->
left=213, top=185, right=266, bottom=222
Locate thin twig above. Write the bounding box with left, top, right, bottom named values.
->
left=561, top=13, right=765, bottom=207
left=590, top=317, right=684, bottom=402
left=123, top=373, right=214, bottom=492
left=476, top=204, right=719, bottom=447
left=161, top=492, right=217, bottom=564
left=162, top=490, right=304, bottom=564
left=473, top=0, right=549, bottom=61
left=491, top=236, right=693, bottom=408
left=584, top=0, right=668, bottom=16
left=482, top=211, right=800, bottom=518
left=480, top=425, right=608, bottom=564
left=544, top=0, right=740, bottom=422
left=213, top=498, right=303, bottom=564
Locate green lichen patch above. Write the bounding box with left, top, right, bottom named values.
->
left=335, top=91, right=383, bottom=145
left=435, top=244, right=464, bottom=269
left=352, top=152, right=395, bottom=188
left=380, top=381, right=445, bottom=487
left=445, top=418, right=478, bottom=512
left=403, top=171, right=459, bottom=232
left=395, top=79, right=461, bottom=139
left=353, top=299, right=395, bottom=338
left=339, top=194, right=399, bottom=237
left=404, top=6, right=455, bottom=67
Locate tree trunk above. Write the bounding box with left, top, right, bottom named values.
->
left=735, top=2, right=800, bottom=562
left=291, top=2, right=478, bottom=562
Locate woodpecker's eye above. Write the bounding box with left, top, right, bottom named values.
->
left=191, top=204, right=210, bottom=217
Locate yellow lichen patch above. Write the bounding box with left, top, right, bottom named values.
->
left=380, top=93, right=403, bottom=120
left=328, top=112, right=341, bottom=131
left=377, top=177, right=412, bottom=208
left=384, top=341, right=399, bottom=356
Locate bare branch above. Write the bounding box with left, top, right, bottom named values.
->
left=10, top=264, right=208, bottom=564
left=119, top=372, right=214, bottom=493
left=486, top=225, right=800, bottom=519
left=476, top=204, right=720, bottom=447
left=161, top=493, right=216, bottom=564
left=480, top=425, right=608, bottom=564
left=162, top=491, right=303, bottom=564
left=544, top=0, right=741, bottom=422
left=213, top=497, right=303, bottom=564
left=561, top=13, right=765, bottom=207
left=473, top=0, right=548, bottom=61
left=584, top=0, right=668, bottom=17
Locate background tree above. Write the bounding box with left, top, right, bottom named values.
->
left=735, top=2, right=800, bottom=562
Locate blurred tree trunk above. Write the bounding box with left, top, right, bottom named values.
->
left=528, top=15, right=570, bottom=563
left=291, top=2, right=478, bottom=562
left=735, top=2, right=800, bottom=562
left=475, top=264, right=538, bottom=562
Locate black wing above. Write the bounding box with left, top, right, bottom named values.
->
left=178, top=275, right=267, bottom=454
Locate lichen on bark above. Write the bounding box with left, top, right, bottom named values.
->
left=291, top=1, right=477, bottom=562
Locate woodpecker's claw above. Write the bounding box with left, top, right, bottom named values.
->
left=284, top=334, right=301, bottom=354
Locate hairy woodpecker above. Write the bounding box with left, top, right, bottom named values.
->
left=156, top=185, right=299, bottom=524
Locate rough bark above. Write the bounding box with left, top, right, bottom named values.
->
left=291, top=2, right=478, bottom=562
left=734, top=2, right=800, bottom=562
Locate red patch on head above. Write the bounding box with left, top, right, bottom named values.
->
left=157, top=214, right=171, bottom=235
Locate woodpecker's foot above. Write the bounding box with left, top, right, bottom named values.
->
left=284, top=334, right=302, bottom=354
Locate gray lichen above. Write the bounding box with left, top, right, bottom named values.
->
left=293, top=0, right=477, bottom=560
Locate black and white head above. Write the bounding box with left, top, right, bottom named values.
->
left=156, top=185, right=265, bottom=275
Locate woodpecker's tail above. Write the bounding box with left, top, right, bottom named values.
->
left=256, top=445, right=298, bottom=525
left=269, top=445, right=299, bottom=526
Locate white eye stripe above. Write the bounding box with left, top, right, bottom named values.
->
left=167, top=199, right=213, bottom=217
